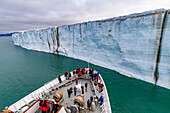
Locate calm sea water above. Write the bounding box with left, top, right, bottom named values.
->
left=0, top=36, right=170, bottom=112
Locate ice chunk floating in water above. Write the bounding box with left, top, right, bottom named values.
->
left=12, top=9, right=170, bottom=89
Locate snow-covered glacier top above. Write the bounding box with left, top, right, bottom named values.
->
left=12, top=9, right=170, bottom=89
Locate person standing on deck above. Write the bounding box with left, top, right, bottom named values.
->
left=99, top=96, right=104, bottom=105
left=75, top=78, right=78, bottom=85
left=76, top=69, right=79, bottom=75
left=90, top=96, right=93, bottom=102
left=65, top=71, right=68, bottom=80
left=81, top=85, right=84, bottom=94
left=90, top=72, right=94, bottom=81
left=82, top=67, right=86, bottom=75
left=70, top=87, right=73, bottom=93
left=83, top=67, right=86, bottom=72
left=94, top=81, right=97, bottom=86
left=98, top=83, right=104, bottom=93
left=87, top=99, right=91, bottom=111
left=78, top=71, right=82, bottom=77
left=78, top=67, right=81, bottom=72
left=69, top=72, right=72, bottom=80
left=89, top=68, right=93, bottom=75
left=85, top=83, right=88, bottom=92
left=73, top=70, right=76, bottom=75
left=96, top=72, right=99, bottom=81
left=39, top=100, right=49, bottom=113
left=67, top=89, right=70, bottom=98
left=74, top=86, right=77, bottom=96
left=58, top=75, right=62, bottom=83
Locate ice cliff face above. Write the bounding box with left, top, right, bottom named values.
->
left=12, top=9, right=170, bottom=89
left=157, top=10, right=170, bottom=88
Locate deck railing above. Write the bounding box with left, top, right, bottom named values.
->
left=8, top=73, right=66, bottom=112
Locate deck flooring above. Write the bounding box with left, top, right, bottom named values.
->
left=38, top=78, right=102, bottom=113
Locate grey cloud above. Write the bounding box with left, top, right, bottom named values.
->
left=0, top=0, right=169, bottom=34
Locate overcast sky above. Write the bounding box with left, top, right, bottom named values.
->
left=0, top=0, right=169, bottom=34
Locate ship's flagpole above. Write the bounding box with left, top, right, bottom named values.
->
left=88, top=61, right=89, bottom=69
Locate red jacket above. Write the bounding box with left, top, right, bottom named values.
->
left=79, top=71, right=82, bottom=75
left=98, top=84, right=104, bottom=88
left=39, top=100, right=49, bottom=111
left=75, top=78, right=78, bottom=82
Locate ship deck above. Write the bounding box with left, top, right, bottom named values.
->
left=37, top=77, right=102, bottom=113
left=8, top=69, right=111, bottom=113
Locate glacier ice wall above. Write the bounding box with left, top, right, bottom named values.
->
left=12, top=9, right=170, bottom=89
left=157, top=10, right=170, bottom=88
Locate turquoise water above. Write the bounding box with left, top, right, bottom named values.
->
left=0, top=36, right=170, bottom=112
